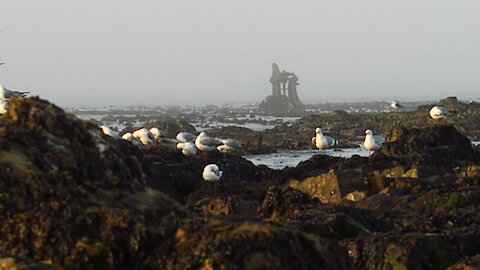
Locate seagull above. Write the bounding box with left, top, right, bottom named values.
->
left=217, top=138, right=242, bottom=153
left=202, top=164, right=223, bottom=187
left=122, top=132, right=134, bottom=141
left=149, top=127, right=165, bottom=141
left=0, top=83, right=29, bottom=98
left=195, top=132, right=222, bottom=151
left=100, top=125, right=119, bottom=138
left=364, top=129, right=381, bottom=155
left=390, top=101, right=403, bottom=109
left=121, top=132, right=142, bottom=146
left=0, top=94, right=7, bottom=114
left=176, top=141, right=197, bottom=156
left=311, top=127, right=337, bottom=153
left=176, top=132, right=196, bottom=143
left=1, top=83, right=29, bottom=114
left=429, top=106, right=451, bottom=120
left=133, top=128, right=155, bottom=145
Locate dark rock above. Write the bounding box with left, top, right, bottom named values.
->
left=378, top=125, right=479, bottom=164
left=0, top=253, right=54, bottom=269
left=142, top=217, right=351, bottom=270
left=448, top=254, right=480, bottom=270
left=0, top=97, right=187, bottom=268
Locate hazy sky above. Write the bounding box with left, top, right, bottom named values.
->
left=1, top=1, right=480, bottom=107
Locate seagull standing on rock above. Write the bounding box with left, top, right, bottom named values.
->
left=312, top=127, right=336, bottom=153
left=364, top=129, right=381, bottom=155
left=429, top=106, right=451, bottom=120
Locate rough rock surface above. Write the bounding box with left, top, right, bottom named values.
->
left=1, top=97, right=480, bottom=269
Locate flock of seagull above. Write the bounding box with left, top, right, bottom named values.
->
left=0, top=83, right=453, bottom=185
left=99, top=126, right=241, bottom=184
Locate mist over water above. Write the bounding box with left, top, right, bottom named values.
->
left=1, top=1, right=480, bottom=107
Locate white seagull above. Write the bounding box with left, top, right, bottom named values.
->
left=364, top=129, right=381, bottom=155
left=195, top=132, right=222, bottom=151
left=121, top=132, right=142, bottom=146
left=176, top=141, right=197, bottom=156
left=311, top=127, right=337, bottom=152
left=133, top=128, right=155, bottom=145
left=217, top=138, right=242, bottom=153
left=429, top=106, right=451, bottom=120
left=176, top=132, right=196, bottom=143
left=390, top=101, right=403, bottom=109
left=121, top=132, right=134, bottom=141
left=0, top=83, right=29, bottom=99
left=202, top=164, right=223, bottom=182
left=100, top=125, right=119, bottom=138
left=1, top=83, right=29, bottom=114
left=149, top=127, right=165, bottom=141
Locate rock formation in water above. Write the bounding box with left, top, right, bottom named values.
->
left=259, top=63, right=305, bottom=115
left=1, top=96, right=480, bottom=269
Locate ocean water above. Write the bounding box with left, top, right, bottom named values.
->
left=246, top=141, right=480, bottom=170
left=244, top=148, right=370, bottom=170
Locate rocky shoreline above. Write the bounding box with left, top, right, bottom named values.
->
left=1, top=97, right=480, bottom=269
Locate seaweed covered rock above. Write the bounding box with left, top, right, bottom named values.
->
left=143, top=217, right=351, bottom=270
left=0, top=97, right=187, bottom=268
left=144, top=148, right=267, bottom=203
left=0, top=253, right=54, bottom=269
left=378, top=125, right=480, bottom=164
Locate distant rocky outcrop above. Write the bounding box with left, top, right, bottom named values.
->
left=259, top=63, right=305, bottom=115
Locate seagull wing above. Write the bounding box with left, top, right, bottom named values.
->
left=222, top=138, right=241, bottom=148
left=325, top=136, right=337, bottom=147
left=3, top=88, right=29, bottom=98
left=198, top=136, right=222, bottom=146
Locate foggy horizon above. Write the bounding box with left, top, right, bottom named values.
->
left=1, top=1, right=480, bottom=107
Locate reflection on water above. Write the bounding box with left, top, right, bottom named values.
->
left=244, top=148, right=370, bottom=170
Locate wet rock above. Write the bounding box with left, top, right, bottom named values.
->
left=343, top=191, right=367, bottom=202
left=378, top=125, right=479, bottom=164
left=187, top=196, right=259, bottom=217
left=288, top=170, right=343, bottom=204
left=258, top=185, right=318, bottom=219
left=448, top=254, right=480, bottom=270
left=0, top=254, right=54, bottom=269
left=142, top=217, right=351, bottom=270
left=344, top=232, right=457, bottom=270
left=0, top=97, right=187, bottom=268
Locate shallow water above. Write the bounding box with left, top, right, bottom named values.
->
left=246, top=141, right=480, bottom=170
left=244, top=148, right=370, bottom=170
